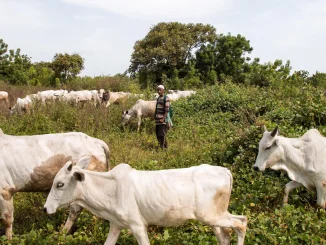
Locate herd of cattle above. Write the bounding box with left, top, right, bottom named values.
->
left=0, top=89, right=196, bottom=132
left=1, top=88, right=326, bottom=245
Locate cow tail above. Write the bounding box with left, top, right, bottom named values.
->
left=99, top=140, right=110, bottom=170
left=226, top=169, right=233, bottom=201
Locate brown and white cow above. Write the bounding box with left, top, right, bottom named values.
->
left=101, top=91, right=129, bottom=108
left=0, top=129, right=110, bottom=239
left=45, top=162, right=247, bottom=245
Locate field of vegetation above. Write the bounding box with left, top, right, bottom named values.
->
left=1, top=80, right=326, bottom=245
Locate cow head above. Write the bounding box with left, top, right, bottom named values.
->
left=43, top=156, right=90, bottom=215
left=253, top=126, right=284, bottom=171
left=122, top=110, right=131, bottom=125
left=102, top=91, right=110, bottom=102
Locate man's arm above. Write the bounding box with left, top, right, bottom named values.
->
left=163, top=96, right=170, bottom=121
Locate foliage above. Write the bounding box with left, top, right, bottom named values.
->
left=52, top=53, right=84, bottom=84
left=0, top=39, right=32, bottom=85
left=129, top=22, right=217, bottom=88
left=1, top=81, right=326, bottom=244
left=195, top=33, right=253, bottom=84
left=307, top=71, right=326, bottom=89
left=27, top=62, right=54, bottom=86
left=242, top=58, right=292, bottom=87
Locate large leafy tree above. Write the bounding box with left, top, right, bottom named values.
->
left=0, top=39, right=31, bottom=84
left=195, top=33, right=253, bottom=83
left=129, top=22, right=217, bottom=87
left=0, top=39, right=10, bottom=80
left=307, top=71, right=326, bottom=89
left=27, top=61, right=54, bottom=86
left=52, top=53, right=84, bottom=83
left=244, top=58, right=292, bottom=87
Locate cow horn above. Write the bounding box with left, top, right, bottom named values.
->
left=262, top=125, right=267, bottom=132
left=270, top=126, right=278, bottom=137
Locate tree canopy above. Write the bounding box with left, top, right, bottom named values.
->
left=195, top=33, right=253, bottom=84
left=129, top=22, right=217, bottom=87
left=52, top=53, right=84, bottom=83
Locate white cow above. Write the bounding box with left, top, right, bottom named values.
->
left=44, top=161, right=247, bottom=245
left=0, top=129, right=110, bottom=239
left=254, top=126, right=326, bottom=208
left=90, top=90, right=101, bottom=107
left=122, top=99, right=156, bottom=132
left=61, top=90, right=95, bottom=107
left=152, top=93, right=181, bottom=101
left=0, top=91, right=9, bottom=105
left=10, top=95, right=33, bottom=113
left=36, top=90, right=57, bottom=104
left=168, top=90, right=196, bottom=98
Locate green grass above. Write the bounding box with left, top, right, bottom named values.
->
left=1, top=83, right=326, bottom=244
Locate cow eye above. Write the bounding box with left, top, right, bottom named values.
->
left=265, top=145, right=272, bottom=150
left=57, top=182, right=64, bottom=188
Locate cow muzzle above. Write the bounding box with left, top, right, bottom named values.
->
left=253, top=166, right=259, bottom=171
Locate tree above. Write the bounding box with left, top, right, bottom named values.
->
left=195, top=33, right=253, bottom=83
left=245, top=58, right=292, bottom=87
left=28, top=62, right=54, bottom=86
left=0, top=39, right=31, bottom=84
left=0, top=39, right=10, bottom=80
left=52, top=53, right=84, bottom=83
left=129, top=22, right=217, bottom=88
left=307, top=71, right=326, bottom=89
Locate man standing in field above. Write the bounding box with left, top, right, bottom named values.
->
left=155, top=85, right=170, bottom=149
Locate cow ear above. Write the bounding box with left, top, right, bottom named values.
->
left=73, top=172, right=85, bottom=182
left=76, top=156, right=91, bottom=169
left=270, top=126, right=279, bottom=137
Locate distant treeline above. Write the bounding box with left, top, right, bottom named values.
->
left=1, top=22, right=325, bottom=90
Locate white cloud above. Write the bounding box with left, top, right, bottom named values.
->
left=61, top=0, right=233, bottom=20
left=73, top=14, right=107, bottom=21
left=298, top=0, right=326, bottom=14
left=0, top=0, right=50, bottom=29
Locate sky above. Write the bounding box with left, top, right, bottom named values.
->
left=0, top=0, right=325, bottom=76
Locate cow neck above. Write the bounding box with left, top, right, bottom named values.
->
left=279, top=137, right=306, bottom=171
left=74, top=170, right=117, bottom=212
left=128, top=109, right=136, bottom=117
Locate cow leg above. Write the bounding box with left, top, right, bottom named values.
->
left=104, top=224, right=121, bottom=245
left=211, top=227, right=231, bottom=245
left=63, top=204, right=83, bottom=233
left=0, top=195, right=14, bottom=240
left=105, top=102, right=110, bottom=108
left=211, top=213, right=247, bottom=245
left=316, top=184, right=326, bottom=209
left=283, top=181, right=302, bottom=205
left=130, top=225, right=150, bottom=245
left=137, top=115, right=142, bottom=132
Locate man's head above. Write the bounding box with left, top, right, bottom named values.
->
left=157, top=85, right=165, bottom=97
